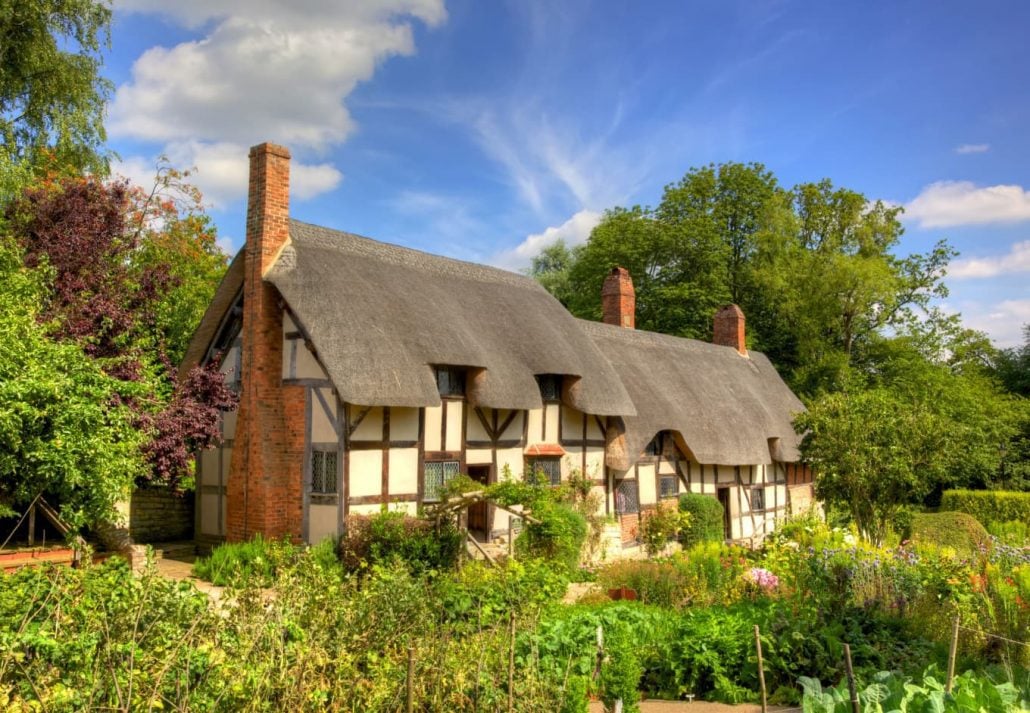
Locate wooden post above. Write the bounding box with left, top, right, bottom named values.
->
left=843, top=644, right=859, bottom=713
left=406, top=646, right=415, bottom=713
left=507, top=610, right=515, bottom=713
left=27, top=503, right=36, bottom=547
left=946, top=614, right=960, bottom=693
left=508, top=520, right=514, bottom=559
left=754, top=625, right=767, bottom=713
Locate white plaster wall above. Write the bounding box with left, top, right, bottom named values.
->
left=526, top=408, right=543, bottom=444
left=586, top=413, right=603, bottom=440
left=638, top=464, right=657, bottom=506
left=497, top=446, right=523, bottom=481
left=294, top=343, right=326, bottom=379
left=312, top=389, right=337, bottom=443
left=562, top=407, right=583, bottom=440
left=308, top=504, right=338, bottom=544
left=466, top=409, right=490, bottom=441
left=585, top=446, right=605, bottom=481
left=200, top=494, right=219, bottom=536
left=349, top=451, right=382, bottom=497
left=391, top=408, right=419, bottom=441
left=222, top=409, right=237, bottom=438
left=221, top=446, right=233, bottom=483
left=444, top=402, right=463, bottom=452
left=200, top=449, right=219, bottom=486
left=350, top=406, right=383, bottom=442
left=389, top=448, right=418, bottom=495
left=498, top=409, right=522, bottom=440
left=423, top=406, right=442, bottom=451
left=544, top=403, right=560, bottom=442
left=465, top=448, right=492, bottom=465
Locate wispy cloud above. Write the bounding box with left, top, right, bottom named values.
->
left=954, top=143, right=990, bottom=155
left=948, top=298, right=1030, bottom=348
left=905, top=181, right=1030, bottom=228
left=949, top=240, right=1030, bottom=279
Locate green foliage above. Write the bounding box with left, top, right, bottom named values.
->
left=799, top=666, right=1028, bottom=713
left=191, top=534, right=298, bottom=586
left=0, top=239, right=145, bottom=527
left=678, top=492, right=725, bottom=545
left=338, top=511, right=463, bottom=574
left=0, top=0, right=113, bottom=176
left=518, top=502, right=588, bottom=572
left=941, top=489, right=1030, bottom=528
left=436, top=558, right=568, bottom=630
left=640, top=504, right=690, bottom=556
left=910, top=512, right=991, bottom=558
left=987, top=519, right=1028, bottom=547
left=598, top=622, right=642, bottom=712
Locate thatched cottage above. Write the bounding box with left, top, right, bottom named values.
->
left=180, top=143, right=813, bottom=551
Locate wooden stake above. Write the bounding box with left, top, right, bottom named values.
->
left=843, top=643, right=859, bottom=713
left=27, top=503, right=36, bottom=547
left=406, top=646, right=415, bottom=713
left=508, top=610, right=515, bottom=713
left=508, top=520, right=514, bottom=559
left=946, top=614, right=960, bottom=693
left=754, top=625, right=767, bottom=713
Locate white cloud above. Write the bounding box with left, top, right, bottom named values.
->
left=953, top=299, right=1030, bottom=349
left=949, top=240, right=1030, bottom=279
left=491, top=209, right=600, bottom=270
left=110, top=0, right=443, bottom=203
left=954, top=143, right=990, bottom=154
left=905, top=181, right=1030, bottom=228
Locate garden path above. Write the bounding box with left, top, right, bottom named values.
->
left=589, top=703, right=794, bottom=712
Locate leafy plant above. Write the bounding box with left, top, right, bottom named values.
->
left=640, top=504, right=690, bottom=556
left=678, top=493, right=724, bottom=545
left=339, top=510, right=463, bottom=574
left=191, top=533, right=297, bottom=585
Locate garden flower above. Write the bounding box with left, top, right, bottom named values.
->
left=746, top=567, right=780, bottom=592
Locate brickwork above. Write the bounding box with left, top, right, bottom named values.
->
left=619, top=512, right=640, bottom=544
left=129, top=488, right=194, bottom=543
left=713, top=304, right=747, bottom=355
left=225, top=143, right=305, bottom=542
left=601, top=266, right=635, bottom=329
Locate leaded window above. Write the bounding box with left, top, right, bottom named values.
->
left=536, top=374, right=562, bottom=402
left=616, top=479, right=640, bottom=514
left=751, top=487, right=766, bottom=512
left=424, top=460, right=460, bottom=502
left=435, top=367, right=466, bottom=397
left=311, top=449, right=338, bottom=494
left=659, top=474, right=678, bottom=499
left=526, top=457, right=561, bottom=486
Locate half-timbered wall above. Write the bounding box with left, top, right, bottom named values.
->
left=194, top=311, right=797, bottom=547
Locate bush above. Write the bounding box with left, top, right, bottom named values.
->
left=338, top=511, right=462, bottom=574
left=678, top=493, right=724, bottom=545
left=595, top=559, right=689, bottom=608
left=988, top=519, right=1029, bottom=547
left=191, top=534, right=296, bottom=586
left=910, top=512, right=991, bottom=558
left=517, top=502, right=588, bottom=572
left=941, top=489, right=1030, bottom=528
left=640, top=504, right=690, bottom=556
left=435, top=558, right=568, bottom=628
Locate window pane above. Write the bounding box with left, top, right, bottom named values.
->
left=424, top=460, right=459, bottom=502
left=660, top=475, right=678, bottom=499
left=537, top=375, right=561, bottom=401
left=526, top=458, right=561, bottom=486
left=616, top=479, right=640, bottom=514
left=311, top=450, right=338, bottom=494
left=751, top=487, right=765, bottom=511
left=436, top=367, right=466, bottom=397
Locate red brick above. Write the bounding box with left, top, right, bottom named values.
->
left=602, top=267, right=635, bottom=329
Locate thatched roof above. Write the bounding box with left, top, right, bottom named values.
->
left=177, top=251, right=244, bottom=381
left=579, top=320, right=804, bottom=469
left=263, top=221, right=635, bottom=413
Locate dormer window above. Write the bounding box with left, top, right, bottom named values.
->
left=435, top=366, right=466, bottom=397
left=536, top=374, right=562, bottom=402
left=644, top=432, right=666, bottom=457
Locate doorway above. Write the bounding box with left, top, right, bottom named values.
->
left=467, top=465, right=491, bottom=536
left=717, top=488, right=732, bottom=541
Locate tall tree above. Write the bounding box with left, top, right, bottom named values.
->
left=0, top=0, right=113, bottom=179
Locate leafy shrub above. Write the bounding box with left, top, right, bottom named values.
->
left=910, top=511, right=991, bottom=558
left=595, top=559, right=689, bottom=608
left=640, top=503, right=690, bottom=556
left=517, top=502, right=588, bottom=572
left=988, top=519, right=1029, bottom=546
left=678, top=493, right=724, bottom=545
left=436, top=558, right=568, bottom=629
left=191, top=533, right=296, bottom=585
left=598, top=622, right=642, bottom=712
left=338, top=510, right=462, bottom=574
left=941, top=489, right=1030, bottom=528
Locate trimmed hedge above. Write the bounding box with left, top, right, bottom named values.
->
left=910, top=512, right=991, bottom=557
left=678, top=493, right=725, bottom=545
left=940, top=489, right=1030, bottom=527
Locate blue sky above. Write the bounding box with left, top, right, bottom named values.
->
left=105, top=0, right=1030, bottom=346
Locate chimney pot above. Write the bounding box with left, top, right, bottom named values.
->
left=713, top=304, right=747, bottom=356
left=602, top=266, right=635, bottom=329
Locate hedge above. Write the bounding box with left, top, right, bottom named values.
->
left=910, top=512, right=991, bottom=557
left=678, top=493, right=725, bottom=545
left=940, top=489, right=1030, bottom=527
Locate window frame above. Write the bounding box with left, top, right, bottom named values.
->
left=751, top=486, right=766, bottom=512
left=659, top=473, right=679, bottom=500
left=423, top=460, right=461, bottom=503
left=310, top=446, right=339, bottom=496
left=434, top=366, right=466, bottom=398
left=525, top=457, right=562, bottom=487
left=536, top=374, right=563, bottom=402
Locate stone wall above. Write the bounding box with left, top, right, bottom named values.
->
left=129, top=488, right=194, bottom=543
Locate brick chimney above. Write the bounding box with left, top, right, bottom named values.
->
left=226, top=143, right=305, bottom=542
left=602, top=267, right=635, bottom=329
left=713, top=304, right=747, bottom=356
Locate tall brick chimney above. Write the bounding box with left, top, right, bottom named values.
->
left=602, top=267, right=635, bottom=329
left=226, top=143, right=305, bottom=542
left=713, top=304, right=747, bottom=356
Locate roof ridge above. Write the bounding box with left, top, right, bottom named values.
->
left=287, top=219, right=539, bottom=290
left=577, top=318, right=734, bottom=354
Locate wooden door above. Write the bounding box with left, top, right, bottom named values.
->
left=467, top=465, right=490, bottom=534
left=717, top=488, right=732, bottom=541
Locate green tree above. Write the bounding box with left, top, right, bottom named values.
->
left=0, top=0, right=112, bottom=181
left=526, top=238, right=576, bottom=308
left=0, top=238, right=144, bottom=527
